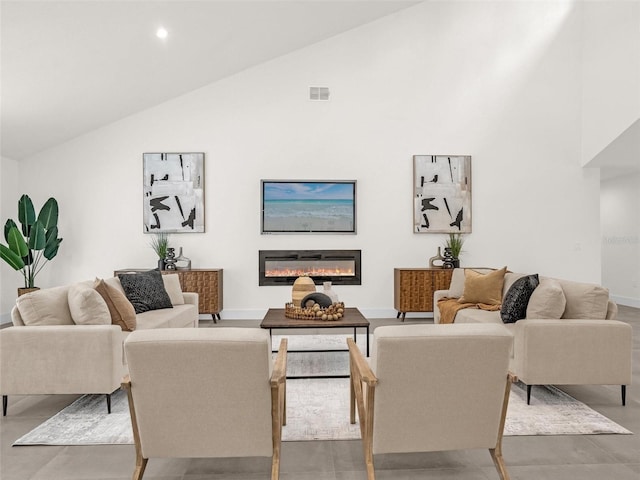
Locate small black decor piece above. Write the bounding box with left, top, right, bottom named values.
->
left=164, top=247, right=177, bottom=270
left=442, top=247, right=455, bottom=269
left=301, top=292, right=333, bottom=308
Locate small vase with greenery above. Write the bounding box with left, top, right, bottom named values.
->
left=0, top=195, right=63, bottom=290
left=445, top=233, right=465, bottom=267
left=149, top=232, right=170, bottom=270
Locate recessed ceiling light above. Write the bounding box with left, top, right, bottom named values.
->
left=156, top=27, right=168, bottom=39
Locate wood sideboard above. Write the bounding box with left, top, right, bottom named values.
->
left=114, top=268, right=223, bottom=322
left=393, top=268, right=453, bottom=321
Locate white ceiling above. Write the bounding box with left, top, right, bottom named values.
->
left=0, top=0, right=419, bottom=160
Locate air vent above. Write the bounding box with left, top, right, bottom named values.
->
left=309, top=86, right=330, bottom=101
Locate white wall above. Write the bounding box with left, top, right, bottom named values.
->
left=601, top=173, right=640, bottom=307
left=581, top=0, right=640, bottom=165
left=5, top=1, right=603, bottom=321
left=0, top=156, right=21, bottom=323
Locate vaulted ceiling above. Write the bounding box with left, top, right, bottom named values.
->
left=1, top=0, right=419, bottom=160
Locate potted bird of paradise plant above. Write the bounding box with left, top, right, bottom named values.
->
left=0, top=195, right=63, bottom=295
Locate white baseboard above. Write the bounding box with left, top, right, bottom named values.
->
left=610, top=295, right=640, bottom=309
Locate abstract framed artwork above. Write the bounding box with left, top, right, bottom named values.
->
left=143, top=152, right=204, bottom=233
left=413, top=155, right=471, bottom=233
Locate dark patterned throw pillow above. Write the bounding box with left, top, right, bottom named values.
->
left=500, top=274, right=539, bottom=324
left=117, top=269, right=173, bottom=314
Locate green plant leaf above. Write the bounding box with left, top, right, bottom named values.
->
left=37, top=198, right=59, bottom=230
left=4, top=219, right=17, bottom=243
left=18, top=195, right=36, bottom=236
left=44, top=238, right=62, bottom=260
left=45, top=226, right=58, bottom=243
left=28, top=221, right=46, bottom=250
left=0, top=243, right=25, bottom=270
left=7, top=225, right=28, bottom=258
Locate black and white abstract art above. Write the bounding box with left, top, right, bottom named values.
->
left=413, top=155, right=471, bottom=233
left=143, top=152, right=204, bottom=233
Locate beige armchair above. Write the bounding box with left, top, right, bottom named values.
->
left=348, top=324, right=514, bottom=480
left=122, top=328, right=287, bottom=480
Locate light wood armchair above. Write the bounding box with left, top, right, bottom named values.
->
left=348, top=324, right=514, bottom=480
left=122, top=328, right=287, bottom=480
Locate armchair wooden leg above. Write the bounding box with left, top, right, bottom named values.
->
left=622, top=385, right=626, bottom=406
left=2, top=395, right=7, bottom=416
left=489, top=448, right=510, bottom=480
left=132, top=458, right=148, bottom=480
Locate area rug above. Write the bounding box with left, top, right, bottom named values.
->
left=13, top=334, right=631, bottom=445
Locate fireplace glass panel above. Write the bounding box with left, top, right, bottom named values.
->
left=265, top=260, right=355, bottom=278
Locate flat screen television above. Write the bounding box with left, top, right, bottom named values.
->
left=261, top=180, right=357, bottom=234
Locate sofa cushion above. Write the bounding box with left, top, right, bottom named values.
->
left=526, top=277, right=566, bottom=319
left=16, top=285, right=74, bottom=326
left=136, top=304, right=198, bottom=329
left=162, top=274, right=184, bottom=305
left=454, top=308, right=505, bottom=325
left=501, top=274, right=539, bottom=324
left=94, top=278, right=137, bottom=331
left=118, top=270, right=173, bottom=314
left=458, top=266, right=507, bottom=305
left=68, top=283, right=111, bottom=325
left=557, top=279, right=609, bottom=320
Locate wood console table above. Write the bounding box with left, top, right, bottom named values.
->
left=394, top=268, right=453, bottom=321
left=114, top=268, right=223, bottom=322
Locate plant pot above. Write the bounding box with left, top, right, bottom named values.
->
left=18, top=287, right=40, bottom=297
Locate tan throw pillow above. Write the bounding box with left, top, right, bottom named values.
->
left=162, top=274, right=185, bottom=305
left=93, top=278, right=137, bottom=331
left=458, top=266, right=507, bottom=305
left=16, top=285, right=74, bottom=326
left=68, top=283, right=111, bottom=325
left=526, top=277, right=566, bottom=319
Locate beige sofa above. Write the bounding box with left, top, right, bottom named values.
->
left=0, top=274, right=198, bottom=416
left=433, top=268, right=633, bottom=405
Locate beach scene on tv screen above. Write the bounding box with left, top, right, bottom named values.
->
left=263, top=182, right=355, bottom=232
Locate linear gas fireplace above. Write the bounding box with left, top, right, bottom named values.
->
left=259, top=250, right=361, bottom=286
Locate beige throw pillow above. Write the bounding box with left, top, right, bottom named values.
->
left=526, top=277, right=566, bottom=319
left=558, top=279, right=609, bottom=320
left=68, top=283, right=111, bottom=325
left=458, top=266, right=507, bottom=305
left=93, top=278, right=137, bottom=331
left=162, top=274, right=185, bottom=305
left=16, top=285, right=75, bottom=326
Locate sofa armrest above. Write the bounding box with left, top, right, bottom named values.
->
left=512, top=319, right=632, bottom=386
left=182, top=292, right=199, bottom=307
left=433, top=290, right=452, bottom=324
left=0, top=325, right=125, bottom=395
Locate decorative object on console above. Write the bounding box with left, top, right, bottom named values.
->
left=501, top=274, right=540, bottom=323
left=174, top=247, right=191, bottom=270
left=413, top=155, right=471, bottom=233
left=442, top=247, right=455, bottom=269
left=148, top=232, right=169, bottom=270
left=164, top=247, right=177, bottom=270
left=284, top=301, right=345, bottom=320
left=428, top=247, right=444, bottom=268
left=445, top=232, right=464, bottom=267
left=322, top=281, right=339, bottom=302
left=0, top=194, right=63, bottom=291
left=261, top=180, right=356, bottom=234
left=143, top=152, right=204, bottom=233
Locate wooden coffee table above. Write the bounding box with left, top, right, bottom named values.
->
left=260, top=308, right=370, bottom=378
